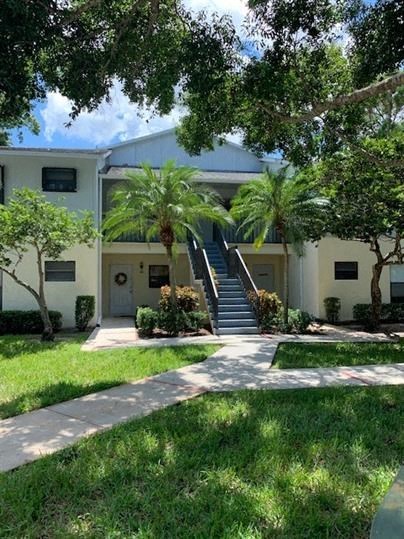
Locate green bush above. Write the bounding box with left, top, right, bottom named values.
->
left=324, top=297, right=341, bottom=324
left=248, top=289, right=282, bottom=326
left=0, top=310, right=62, bottom=335
left=134, top=304, right=150, bottom=328
left=158, top=310, right=189, bottom=336
left=136, top=307, right=158, bottom=338
left=186, top=311, right=207, bottom=332
left=159, top=285, right=199, bottom=313
left=353, top=303, right=404, bottom=323
left=274, top=309, right=313, bottom=334
left=75, top=296, right=95, bottom=331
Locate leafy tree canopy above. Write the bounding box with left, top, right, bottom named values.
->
left=177, top=0, right=404, bottom=165
left=0, top=0, right=237, bottom=142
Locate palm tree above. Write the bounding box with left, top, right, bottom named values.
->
left=103, top=160, right=232, bottom=310
left=231, top=167, right=324, bottom=324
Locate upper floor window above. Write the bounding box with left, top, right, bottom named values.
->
left=42, top=168, right=77, bottom=192
left=334, top=261, right=358, bottom=280
left=45, top=261, right=76, bottom=282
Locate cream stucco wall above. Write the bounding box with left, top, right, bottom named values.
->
left=242, top=253, right=285, bottom=301
left=102, top=252, right=192, bottom=315
left=316, top=237, right=392, bottom=321
left=2, top=244, right=99, bottom=327
left=0, top=152, right=101, bottom=327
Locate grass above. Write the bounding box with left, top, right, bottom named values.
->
left=0, top=386, right=403, bottom=537
left=0, top=335, right=219, bottom=420
left=273, top=341, right=404, bottom=369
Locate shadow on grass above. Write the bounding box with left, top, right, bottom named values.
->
left=0, top=335, right=86, bottom=360
left=0, top=380, right=123, bottom=419
left=1, top=386, right=402, bottom=537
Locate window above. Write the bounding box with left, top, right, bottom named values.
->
left=42, top=168, right=77, bottom=192
left=45, top=261, right=75, bottom=282
left=391, top=265, right=404, bottom=304
left=335, top=261, right=358, bottom=280
left=149, top=265, right=169, bottom=288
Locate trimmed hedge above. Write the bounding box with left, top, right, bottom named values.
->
left=75, top=296, right=95, bottom=331
left=0, top=310, right=63, bottom=335
left=353, top=303, right=404, bottom=323
left=136, top=307, right=158, bottom=337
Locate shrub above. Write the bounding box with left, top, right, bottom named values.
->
left=136, top=307, right=158, bottom=337
left=159, top=285, right=199, bottom=313
left=324, top=297, right=341, bottom=324
left=273, top=309, right=313, bottom=334
left=158, top=309, right=189, bottom=336
left=186, top=311, right=207, bottom=332
left=353, top=303, right=404, bottom=324
left=249, top=290, right=282, bottom=325
left=0, top=310, right=62, bottom=335
left=75, top=296, right=95, bottom=331
left=134, top=304, right=150, bottom=328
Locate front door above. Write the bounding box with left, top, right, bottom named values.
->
left=252, top=264, right=275, bottom=291
left=110, top=264, right=134, bottom=316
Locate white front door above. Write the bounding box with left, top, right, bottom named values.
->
left=110, top=264, right=134, bottom=316
left=252, top=264, right=275, bottom=291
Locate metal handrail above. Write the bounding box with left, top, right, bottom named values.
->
left=187, top=235, right=219, bottom=321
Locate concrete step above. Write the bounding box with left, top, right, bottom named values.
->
left=219, top=306, right=252, bottom=314
left=218, top=286, right=243, bottom=293
left=219, top=311, right=254, bottom=319
left=219, top=291, right=244, bottom=298
left=218, top=319, right=256, bottom=328
left=218, top=327, right=259, bottom=335
left=219, top=297, right=250, bottom=305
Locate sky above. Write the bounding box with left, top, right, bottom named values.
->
left=11, top=0, right=248, bottom=150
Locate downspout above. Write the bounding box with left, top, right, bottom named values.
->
left=96, top=167, right=103, bottom=327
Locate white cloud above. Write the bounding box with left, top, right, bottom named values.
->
left=41, top=84, right=184, bottom=147
left=41, top=1, right=249, bottom=146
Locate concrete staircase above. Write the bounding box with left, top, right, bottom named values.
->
left=204, top=242, right=259, bottom=335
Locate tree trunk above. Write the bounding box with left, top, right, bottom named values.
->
left=36, top=250, right=54, bottom=341
left=370, top=262, right=383, bottom=331
left=281, top=235, right=289, bottom=325
left=166, top=244, right=177, bottom=311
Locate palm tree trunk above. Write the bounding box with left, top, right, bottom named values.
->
left=166, top=244, right=177, bottom=311
left=281, top=235, right=289, bottom=325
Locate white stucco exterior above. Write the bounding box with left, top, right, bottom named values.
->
left=0, top=128, right=401, bottom=328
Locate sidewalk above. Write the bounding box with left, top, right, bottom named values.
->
left=1, top=335, right=403, bottom=472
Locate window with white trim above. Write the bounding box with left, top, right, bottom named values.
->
left=45, top=261, right=76, bottom=282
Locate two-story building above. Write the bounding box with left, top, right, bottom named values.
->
left=0, top=128, right=403, bottom=333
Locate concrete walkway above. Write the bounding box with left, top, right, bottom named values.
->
left=1, top=334, right=403, bottom=472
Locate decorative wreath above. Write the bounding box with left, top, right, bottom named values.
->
left=114, top=272, right=128, bottom=286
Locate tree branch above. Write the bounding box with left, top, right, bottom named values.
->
left=260, top=72, right=404, bottom=125
left=0, top=266, right=40, bottom=301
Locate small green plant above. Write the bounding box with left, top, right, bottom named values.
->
left=186, top=311, right=207, bottom=332
left=324, top=297, right=341, bottom=324
left=136, top=307, right=158, bottom=337
left=210, top=266, right=219, bottom=287
left=159, top=285, right=199, bottom=313
left=158, top=309, right=189, bottom=336
left=274, top=309, right=312, bottom=333
left=75, top=296, right=95, bottom=331
left=249, top=289, right=282, bottom=326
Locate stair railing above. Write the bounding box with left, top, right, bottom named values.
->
left=213, top=224, right=259, bottom=320
left=187, top=235, right=219, bottom=321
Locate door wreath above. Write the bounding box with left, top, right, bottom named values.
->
left=114, top=272, right=128, bottom=286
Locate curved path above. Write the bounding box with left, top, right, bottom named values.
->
left=1, top=333, right=403, bottom=472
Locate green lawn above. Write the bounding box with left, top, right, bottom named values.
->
left=273, top=341, right=404, bottom=369
left=1, top=386, right=402, bottom=537
left=0, top=335, right=219, bottom=420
